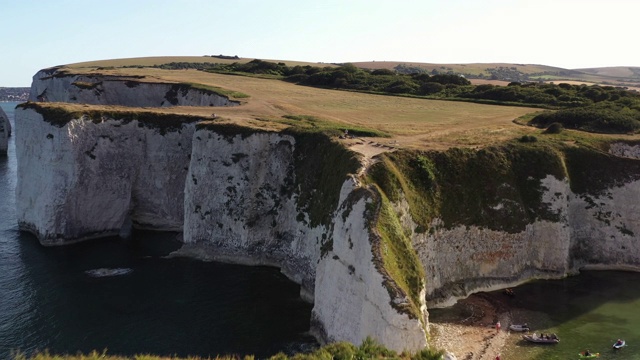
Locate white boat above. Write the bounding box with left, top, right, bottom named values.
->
left=509, top=324, right=530, bottom=332
left=522, top=333, right=559, bottom=344
left=613, top=339, right=625, bottom=349
left=85, top=267, right=133, bottom=277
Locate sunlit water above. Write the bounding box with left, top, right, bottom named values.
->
left=0, top=102, right=317, bottom=359
left=498, top=271, right=640, bottom=360
left=430, top=271, right=640, bottom=360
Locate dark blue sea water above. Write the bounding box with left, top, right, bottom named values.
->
left=0, top=102, right=317, bottom=359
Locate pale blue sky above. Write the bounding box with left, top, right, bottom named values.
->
left=1, top=0, right=638, bottom=86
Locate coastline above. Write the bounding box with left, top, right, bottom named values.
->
left=429, top=293, right=515, bottom=360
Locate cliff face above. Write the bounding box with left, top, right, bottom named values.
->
left=376, top=145, right=640, bottom=307
left=15, top=107, right=197, bottom=244
left=180, top=126, right=428, bottom=349
left=183, top=129, right=320, bottom=292
left=0, top=107, right=8, bottom=155
left=15, top=102, right=427, bottom=351
left=29, top=69, right=240, bottom=107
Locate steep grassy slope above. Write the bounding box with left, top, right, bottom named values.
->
left=367, top=139, right=640, bottom=236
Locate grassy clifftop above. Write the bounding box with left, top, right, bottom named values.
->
left=18, top=102, right=205, bottom=132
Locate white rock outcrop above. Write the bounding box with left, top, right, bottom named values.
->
left=407, top=174, right=640, bottom=307
left=183, top=130, right=322, bottom=293
left=181, top=128, right=428, bottom=351
left=15, top=103, right=430, bottom=351
left=0, top=106, right=8, bottom=155
left=313, top=178, right=427, bottom=350
left=28, top=69, right=240, bottom=107
left=15, top=107, right=197, bottom=244
left=609, top=142, right=640, bottom=160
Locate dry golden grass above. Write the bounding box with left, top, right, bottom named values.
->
left=469, top=79, right=511, bottom=86
left=67, top=56, right=335, bottom=69
left=576, top=66, right=639, bottom=78
left=52, top=60, right=640, bottom=151
left=42, top=65, right=552, bottom=150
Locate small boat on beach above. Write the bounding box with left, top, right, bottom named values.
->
left=509, top=324, right=530, bottom=332
left=522, top=333, right=559, bottom=344
left=613, top=339, right=625, bottom=349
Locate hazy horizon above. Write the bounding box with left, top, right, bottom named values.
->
left=1, top=0, right=639, bottom=87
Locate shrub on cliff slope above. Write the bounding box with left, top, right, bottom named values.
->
left=530, top=106, right=640, bottom=134
left=286, top=129, right=362, bottom=228
left=12, top=338, right=445, bottom=360
left=368, top=190, right=426, bottom=320
left=368, top=143, right=567, bottom=234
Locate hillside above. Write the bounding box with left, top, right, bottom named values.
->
left=67, top=56, right=640, bottom=91
left=33, top=60, right=546, bottom=151
left=67, top=55, right=338, bottom=70
left=352, top=61, right=640, bottom=91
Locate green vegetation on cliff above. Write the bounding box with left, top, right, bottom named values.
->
left=564, top=145, right=640, bottom=195
left=17, top=102, right=204, bottom=133
left=368, top=143, right=567, bottom=234
left=366, top=136, right=640, bottom=240
left=367, top=189, right=426, bottom=320
left=285, top=129, right=362, bottom=229
left=11, top=338, right=445, bottom=360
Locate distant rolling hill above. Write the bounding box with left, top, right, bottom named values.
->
left=351, top=61, right=640, bottom=90
left=575, top=66, right=640, bottom=79
left=57, top=56, right=640, bottom=92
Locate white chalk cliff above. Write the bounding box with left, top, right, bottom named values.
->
left=15, top=68, right=428, bottom=352
left=14, top=67, right=640, bottom=354
left=15, top=107, right=197, bottom=244
left=409, top=174, right=640, bottom=307
left=29, top=68, right=241, bottom=107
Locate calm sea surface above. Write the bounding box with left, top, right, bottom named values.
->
left=431, top=271, right=640, bottom=359
left=3, top=101, right=640, bottom=360
left=0, top=102, right=316, bottom=358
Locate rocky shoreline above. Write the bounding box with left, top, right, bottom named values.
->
left=429, top=293, right=516, bottom=360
